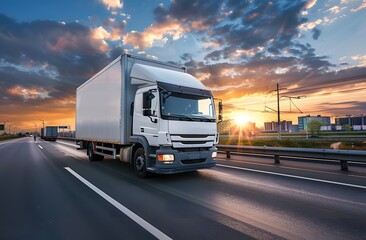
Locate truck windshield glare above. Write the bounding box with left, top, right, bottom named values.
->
left=161, top=92, right=215, bottom=122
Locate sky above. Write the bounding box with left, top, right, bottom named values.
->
left=0, top=0, right=366, bottom=132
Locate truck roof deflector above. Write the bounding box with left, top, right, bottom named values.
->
left=131, top=64, right=207, bottom=89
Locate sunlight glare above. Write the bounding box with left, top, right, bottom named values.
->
left=234, top=114, right=251, bottom=126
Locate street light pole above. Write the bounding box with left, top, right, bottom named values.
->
left=39, top=120, right=45, bottom=129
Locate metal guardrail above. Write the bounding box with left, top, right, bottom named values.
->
left=217, top=145, right=366, bottom=171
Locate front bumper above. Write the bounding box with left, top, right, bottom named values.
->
left=151, top=146, right=217, bottom=174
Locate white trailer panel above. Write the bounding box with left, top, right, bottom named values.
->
left=76, top=57, right=123, bottom=143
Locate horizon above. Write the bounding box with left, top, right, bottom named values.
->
left=1, top=0, right=366, bottom=132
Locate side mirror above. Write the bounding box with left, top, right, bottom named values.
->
left=143, top=91, right=155, bottom=109
left=142, top=91, right=157, bottom=123
left=218, top=101, right=223, bottom=122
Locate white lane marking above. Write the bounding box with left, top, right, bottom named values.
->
left=217, top=164, right=366, bottom=190
left=64, top=167, right=172, bottom=240
left=38, top=145, right=43, bottom=149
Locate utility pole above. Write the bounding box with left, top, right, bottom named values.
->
left=269, top=83, right=287, bottom=140
left=276, top=83, right=281, bottom=140
left=39, top=119, right=45, bottom=129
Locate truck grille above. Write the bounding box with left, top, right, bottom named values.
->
left=171, top=134, right=215, bottom=148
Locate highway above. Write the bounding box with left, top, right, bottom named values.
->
left=1, top=137, right=365, bottom=240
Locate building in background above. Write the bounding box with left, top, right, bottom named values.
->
left=264, top=120, right=293, bottom=132
left=298, top=115, right=331, bottom=131
left=335, top=115, right=366, bottom=130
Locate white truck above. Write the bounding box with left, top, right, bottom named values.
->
left=76, top=54, right=222, bottom=177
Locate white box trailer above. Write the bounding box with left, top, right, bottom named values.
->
left=76, top=54, right=222, bottom=177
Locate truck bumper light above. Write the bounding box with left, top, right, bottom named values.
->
left=157, top=154, right=175, bottom=162
left=212, top=151, right=217, bottom=158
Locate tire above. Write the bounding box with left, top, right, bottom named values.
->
left=133, top=148, right=148, bottom=178
left=88, top=142, right=104, bottom=161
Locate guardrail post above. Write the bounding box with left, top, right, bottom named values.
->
left=340, top=160, right=348, bottom=171
left=274, top=155, right=280, bottom=164
left=226, top=151, right=231, bottom=159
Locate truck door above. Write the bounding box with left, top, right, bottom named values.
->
left=133, top=88, right=159, bottom=146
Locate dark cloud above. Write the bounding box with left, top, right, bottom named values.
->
left=180, top=53, right=193, bottom=61
left=203, top=1, right=308, bottom=57
left=0, top=14, right=111, bottom=79
left=312, top=28, right=321, bottom=40
left=0, top=14, right=123, bottom=126
left=154, top=0, right=222, bottom=28
left=316, top=101, right=366, bottom=115
left=154, top=0, right=335, bottom=90
left=183, top=53, right=366, bottom=102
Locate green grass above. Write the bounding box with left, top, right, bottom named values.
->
left=219, top=136, right=366, bottom=150
left=0, top=135, right=23, bottom=142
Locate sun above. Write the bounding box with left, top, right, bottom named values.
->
left=234, top=114, right=251, bottom=126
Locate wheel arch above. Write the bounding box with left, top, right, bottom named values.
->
left=129, top=135, right=153, bottom=165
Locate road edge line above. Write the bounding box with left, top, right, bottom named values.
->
left=64, top=167, right=172, bottom=240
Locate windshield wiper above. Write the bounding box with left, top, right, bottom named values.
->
left=195, top=115, right=215, bottom=122
left=167, top=114, right=194, bottom=121
left=159, top=86, right=172, bottom=101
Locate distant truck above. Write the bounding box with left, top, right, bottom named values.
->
left=76, top=54, right=222, bottom=177
left=41, top=126, right=58, bottom=141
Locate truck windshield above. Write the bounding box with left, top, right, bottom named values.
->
left=160, top=92, right=216, bottom=122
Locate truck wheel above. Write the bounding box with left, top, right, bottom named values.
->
left=88, top=142, right=104, bottom=161
left=134, top=148, right=148, bottom=178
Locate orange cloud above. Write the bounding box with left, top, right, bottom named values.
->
left=91, top=26, right=111, bottom=51
left=351, top=0, right=366, bottom=12
left=351, top=55, right=366, bottom=67
left=101, top=0, right=123, bottom=10
left=123, top=20, right=189, bottom=50
left=8, top=85, right=50, bottom=100
left=47, top=33, right=78, bottom=52
left=47, top=28, right=110, bottom=53
left=305, top=0, right=317, bottom=9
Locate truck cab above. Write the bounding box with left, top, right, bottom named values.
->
left=127, top=64, right=219, bottom=176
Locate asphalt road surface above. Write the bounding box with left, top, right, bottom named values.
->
left=1, top=137, right=365, bottom=240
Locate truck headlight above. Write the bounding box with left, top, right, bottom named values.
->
left=212, top=151, right=217, bottom=158
left=157, top=154, right=175, bottom=162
